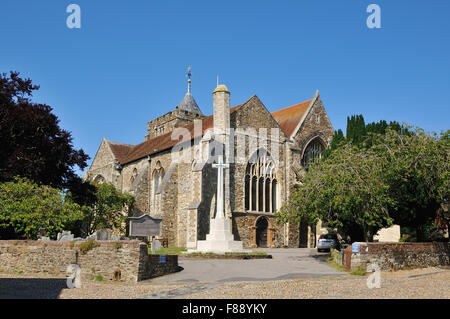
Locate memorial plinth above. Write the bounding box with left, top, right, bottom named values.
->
left=189, top=155, right=250, bottom=254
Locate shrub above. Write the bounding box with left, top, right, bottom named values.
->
left=79, top=239, right=100, bottom=254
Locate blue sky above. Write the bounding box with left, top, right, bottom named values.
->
left=1, top=0, right=449, bottom=175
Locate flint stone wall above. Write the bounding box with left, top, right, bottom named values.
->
left=0, top=240, right=178, bottom=282
left=336, top=242, right=449, bottom=271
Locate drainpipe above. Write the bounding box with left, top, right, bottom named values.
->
left=283, top=139, right=288, bottom=247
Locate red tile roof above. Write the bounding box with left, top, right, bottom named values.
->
left=118, top=104, right=243, bottom=164
left=108, top=141, right=135, bottom=164
left=110, top=97, right=313, bottom=165
left=271, top=99, right=313, bottom=138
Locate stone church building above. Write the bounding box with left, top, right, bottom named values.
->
left=86, top=76, right=334, bottom=249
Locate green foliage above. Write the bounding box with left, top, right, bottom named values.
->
left=79, top=238, right=100, bottom=254
left=278, top=143, right=394, bottom=241
left=278, top=123, right=449, bottom=243
left=73, top=182, right=135, bottom=236
left=150, top=247, right=186, bottom=255
left=327, top=259, right=345, bottom=272
left=349, top=269, right=366, bottom=276
left=0, top=177, right=84, bottom=239
left=323, top=129, right=345, bottom=159
left=224, top=252, right=269, bottom=256
left=373, top=127, right=449, bottom=241
left=346, top=114, right=366, bottom=145
left=0, top=71, right=89, bottom=191
left=94, top=275, right=104, bottom=282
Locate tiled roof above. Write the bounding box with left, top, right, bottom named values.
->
left=110, top=96, right=313, bottom=165
left=177, top=92, right=203, bottom=115
left=271, top=99, right=313, bottom=138
left=107, top=141, right=135, bottom=164
left=119, top=104, right=243, bottom=164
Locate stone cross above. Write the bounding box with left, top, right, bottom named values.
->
left=212, top=155, right=229, bottom=219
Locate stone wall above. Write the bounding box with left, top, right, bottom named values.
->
left=146, top=109, right=203, bottom=141
left=138, top=254, right=179, bottom=281
left=342, top=242, right=449, bottom=271
left=0, top=240, right=179, bottom=282
left=232, top=213, right=285, bottom=248
left=87, top=138, right=117, bottom=186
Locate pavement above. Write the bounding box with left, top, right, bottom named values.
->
left=150, top=248, right=347, bottom=284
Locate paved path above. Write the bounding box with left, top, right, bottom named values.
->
left=150, top=248, right=346, bottom=284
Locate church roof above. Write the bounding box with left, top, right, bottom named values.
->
left=177, top=92, right=202, bottom=114
left=107, top=140, right=135, bottom=164
left=109, top=94, right=316, bottom=165
left=271, top=98, right=313, bottom=138
left=121, top=104, right=242, bottom=164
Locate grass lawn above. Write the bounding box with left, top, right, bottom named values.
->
left=148, top=247, right=187, bottom=255
left=148, top=246, right=268, bottom=257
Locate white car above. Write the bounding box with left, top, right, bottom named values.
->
left=317, top=233, right=340, bottom=252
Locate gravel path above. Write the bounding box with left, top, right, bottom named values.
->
left=0, top=267, right=448, bottom=299
left=181, top=267, right=450, bottom=299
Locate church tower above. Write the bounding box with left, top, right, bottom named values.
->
left=145, top=67, right=204, bottom=141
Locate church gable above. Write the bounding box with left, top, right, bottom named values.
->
left=231, top=96, right=287, bottom=139
left=90, top=139, right=113, bottom=169
left=291, top=93, right=334, bottom=150
left=87, top=138, right=118, bottom=183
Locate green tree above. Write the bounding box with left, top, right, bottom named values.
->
left=76, top=182, right=135, bottom=236
left=373, top=127, right=449, bottom=241
left=278, top=144, right=394, bottom=242
left=0, top=177, right=84, bottom=239
left=280, top=124, right=449, bottom=243
left=323, top=129, right=345, bottom=159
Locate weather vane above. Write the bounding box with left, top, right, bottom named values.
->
left=186, top=66, right=192, bottom=93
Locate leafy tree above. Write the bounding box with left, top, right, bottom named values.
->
left=77, top=182, right=135, bottom=236
left=373, top=127, right=449, bottom=241
left=278, top=144, right=394, bottom=242
left=323, top=129, right=345, bottom=159
left=0, top=71, right=89, bottom=190
left=333, top=114, right=406, bottom=151
left=0, top=177, right=84, bottom=239
left=346, top=115, right=366, bottom=145
left=280, top=123, right=449, bottom=243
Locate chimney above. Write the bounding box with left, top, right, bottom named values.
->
left=213, top=84, right=230, bottom=144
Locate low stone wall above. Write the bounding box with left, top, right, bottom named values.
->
left=330, top=248, right=344, bottom=266
left=139, top=254, right=180, bottom=281
left=0, top=240, right=179, bottom=282
left=344, top=242, right=449, bottom=271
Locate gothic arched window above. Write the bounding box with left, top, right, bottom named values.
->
left=93, top=175, right=105, bottom=184
left=245, top=149, right=278, bottom=213
left=302, top=139, right=325, bottom=168
left=130, top=168, right=138, bottom=186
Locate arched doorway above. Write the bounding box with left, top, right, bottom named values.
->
left=256, top=217, right=269, bottom=248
